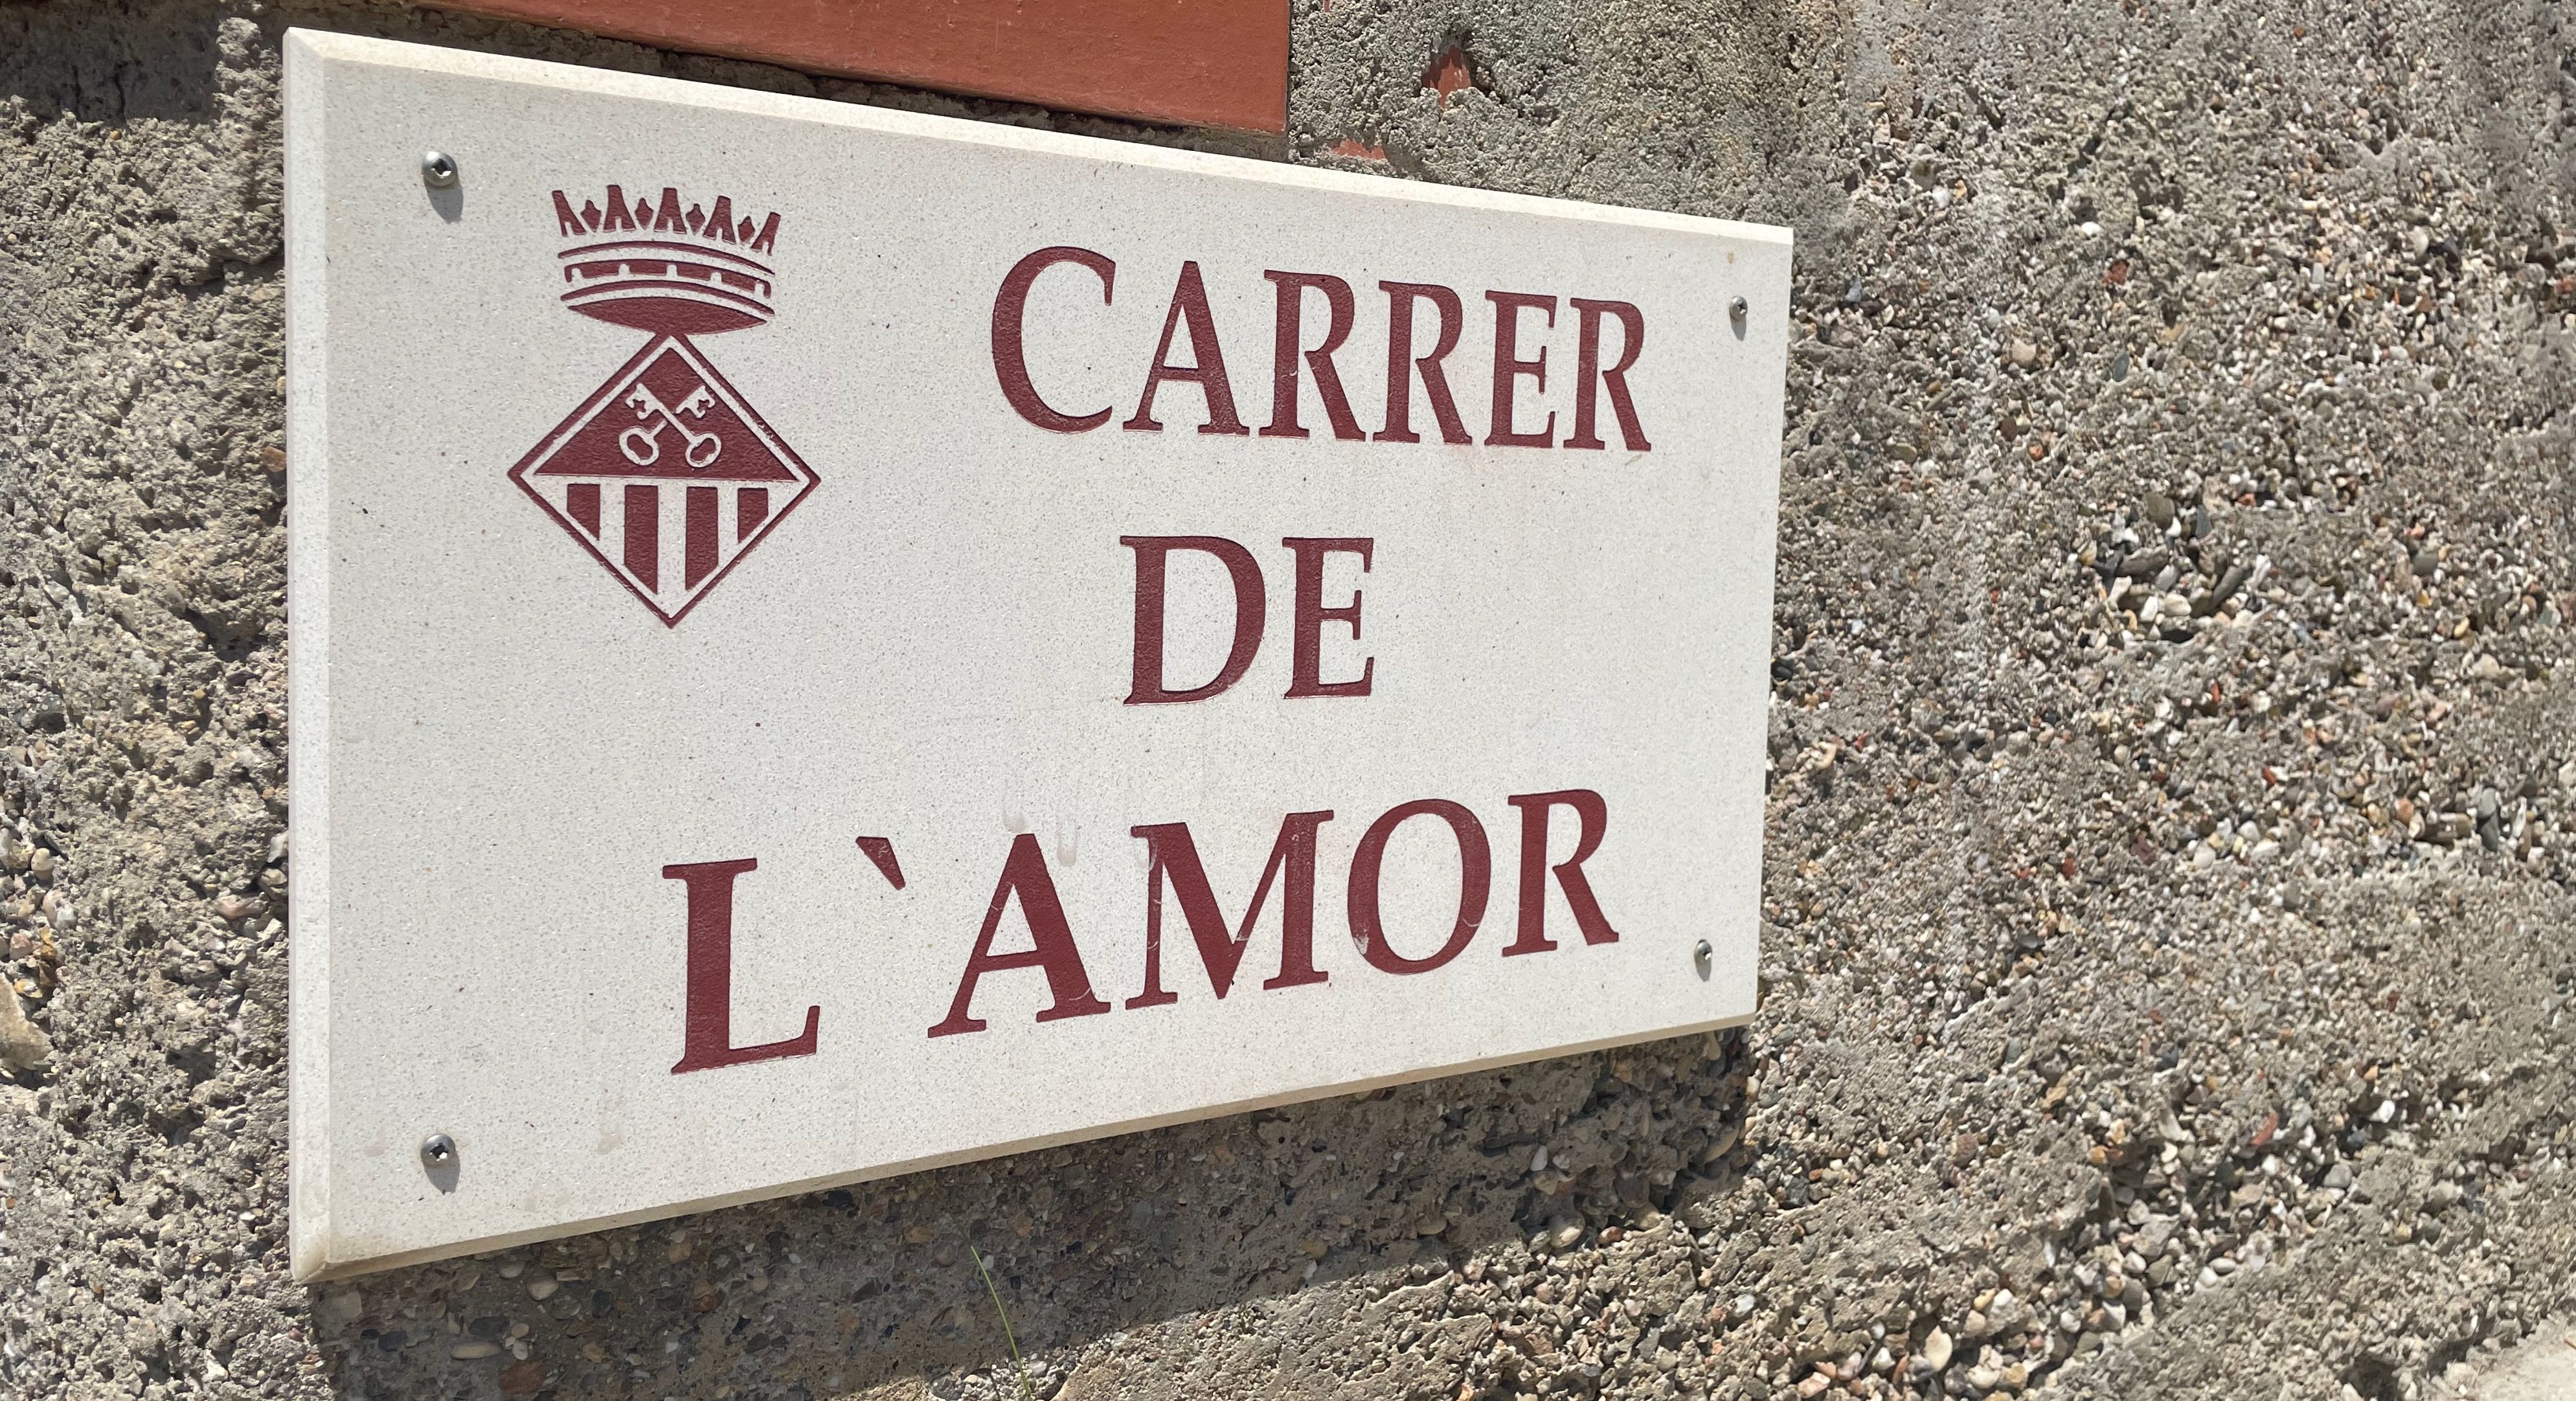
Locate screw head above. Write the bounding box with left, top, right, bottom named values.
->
left=1728, top=296, right=1749, bottom=322
left=1693, top=939, right=1714, bottom=965
left=422, top=151, right=459, bottom=189
left=420, top=1133, right=457, bottom=1167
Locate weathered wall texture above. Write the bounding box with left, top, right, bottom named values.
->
left=4, top=0, right=2574, bottom=1398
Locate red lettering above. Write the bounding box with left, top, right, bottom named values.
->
left=1282, top=537, right=1373, bottom=698
left=1565, top=299, right=1651, bottom=451
left=665, top=858, right=820, bottom=1074
left=854, top=835, right=906, bottom=889
left=1374, top=282, right=1471, bottom=444
left=1124, top=260, right=1249, bottom=435
left=1121, top=536, right=1265, bottom=704
left=929, top=834, right=1112, bottom=1037
left=991, top=246, right=1117, bottom=432
left=1127, top=812, right=1334, bottom=1006
left=1348, top=799, right=1491, bottom=974
left=1484, top=291, right=1557, bottom=448
left=1260, top=271, right=1364, bottom=440
left=1500, top=790, right=1620, bottom=955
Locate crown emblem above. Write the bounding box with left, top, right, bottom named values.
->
left=550, top=185, right=783, bottom=336
left=510, top=185, right=819, bottom=626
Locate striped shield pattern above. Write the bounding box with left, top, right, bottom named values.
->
left=510, top=334, right=816, bottom=626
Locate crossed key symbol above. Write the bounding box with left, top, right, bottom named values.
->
left=619, top=380, right=723, bottom=470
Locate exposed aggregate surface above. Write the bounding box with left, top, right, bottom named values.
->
left=3, top=0, right=2574, bottom=1398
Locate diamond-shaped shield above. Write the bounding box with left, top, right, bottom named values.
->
left=510, top=334, right=817, bottom=626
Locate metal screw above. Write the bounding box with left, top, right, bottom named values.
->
left=1728, top=297, right=1749, bottom=323
left=422, top=151, right=459, bottom=189
left=420, top=1133, right=457, bottom=1168
left=1693, top=939, right=1713, bottom=967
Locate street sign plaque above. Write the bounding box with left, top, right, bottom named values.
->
left=285, top=31, right=1789, bottom=1279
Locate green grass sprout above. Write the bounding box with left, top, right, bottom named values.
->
left=956, top=1226, right=1037, bottom=1401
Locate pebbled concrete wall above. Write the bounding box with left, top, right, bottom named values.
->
left=4, top=1, right=2574, bottom=1398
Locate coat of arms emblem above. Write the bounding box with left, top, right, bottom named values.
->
left=509, top=185, right=819, bottom=625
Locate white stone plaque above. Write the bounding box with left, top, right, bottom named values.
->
left=284, top=30, right=1789, bottom=1279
